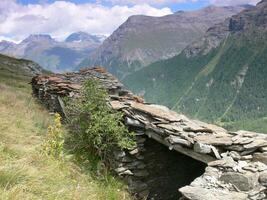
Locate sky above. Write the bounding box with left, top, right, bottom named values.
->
left=0, top=0, right=261, bottom=43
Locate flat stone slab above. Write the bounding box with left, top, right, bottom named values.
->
left=179, top=186, right=248, bottom=200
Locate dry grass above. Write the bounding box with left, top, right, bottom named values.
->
left=0, top=78, right=131, bottom=200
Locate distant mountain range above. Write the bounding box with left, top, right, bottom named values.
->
left=124, top=0, right=267, bottom=132
left=79, top=5, right=249, bottom=79
left=0, top=32, right=106, bottom=72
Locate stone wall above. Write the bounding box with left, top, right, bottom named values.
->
left=31, top=67, right=267, bottom=200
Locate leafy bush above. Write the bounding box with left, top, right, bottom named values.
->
left=41, top=113, right=64, bottom=158
left=65, top=80, right=136, bottom=161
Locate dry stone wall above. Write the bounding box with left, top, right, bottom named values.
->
left=32, top=67, right=267, bottom=200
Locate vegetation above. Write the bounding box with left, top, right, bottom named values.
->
left=41, top=113, right=65, bottom=158
left=124, top=31, right=267, bottom=133
left=0, top=56, right=131, bottom=200
left=65, top=80, right=136, bottom=162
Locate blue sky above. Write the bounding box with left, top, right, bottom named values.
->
left=0, top=0, right=260, bottom=42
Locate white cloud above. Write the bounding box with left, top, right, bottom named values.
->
left=105, top=0, right=197, bottom=5
left=209, top=0, right=261, bottom=6
left=106, top=0, right=261, bottom=6
left=0, top=0, right=172, bottom=42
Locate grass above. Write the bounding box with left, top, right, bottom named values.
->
left=0, top=64, right=131, bottom=199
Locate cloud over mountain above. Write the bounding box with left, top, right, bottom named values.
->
left=0, top=0, right=172, bottom=42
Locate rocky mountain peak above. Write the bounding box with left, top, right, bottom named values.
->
left=21, top=34, right=55, bottom=44
left=65, top=32, right=107, bottom=44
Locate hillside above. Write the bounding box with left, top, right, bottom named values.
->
left=0, top=32, right=106, bottom=72
left=124, top=0, right=267, bottom=133
left=0, top=54, right=130, bottom=199
left=80, top=5, right=247, bottom=79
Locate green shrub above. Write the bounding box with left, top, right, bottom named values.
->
left=65, top=80, right=136, bottom=161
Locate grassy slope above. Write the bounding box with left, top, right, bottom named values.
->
left=0, top=57, right=130, bottom=200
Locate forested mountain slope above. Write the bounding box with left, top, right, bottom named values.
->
left=124, top=0, right=267, bottom=132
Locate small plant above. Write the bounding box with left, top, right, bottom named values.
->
left=65, top=80, right=136, bottom=161
left=41, top=113, right=64, bottom=158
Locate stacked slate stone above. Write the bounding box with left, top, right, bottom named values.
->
left=32, top=67, right=267, bottom=200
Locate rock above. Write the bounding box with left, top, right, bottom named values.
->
left=114, top=151, right=126, bottom=160
left=125, top=117, right=144, bottom=128
left=194, top=142, right=212, bottom=154
left=110, top=100, right=128, bottom=110
left=229, top=151, right=241, bottom=160
left=219, top=172, right=258, bottom=191
left=119, top=170, right=133, bottom=176
left=232, top=136, right=254, bottom=145
left=208, top=157, right=236, bottom=168
left=259, top=171, right=267, bottom=186
left=244, top=139, right=267, bottom=150
left=130, top=101, right=185, bottom=122
left=115, top=167, right=128, bottom=173
left=132, top=170, right=149, bottom=177
left=128, top=181, right=148, bottom=192
left=166, top=135, right=191, bottom=147
left=129, top=148, right=139, bottom=155
left=179, top=186, right=248, bottom=200
left=260, top=146, right=267, bottom=152
left=210, top=146, right=221, bottom=159
left=194, top=134, right=233, bottom=146
left=253, top=152, right=267, bottom=165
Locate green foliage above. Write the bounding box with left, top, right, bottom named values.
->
left=124, top=31, right=267, bottom=133
left=66, top=80, right=136, bottom=160
left=41, top=113, right=64, bottom=158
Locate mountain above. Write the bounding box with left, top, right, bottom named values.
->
left=123, top=0, right=267, bottom=133
left=65, top=32, right=106, bottom=43
left=79, top=5, right=249, bottom=79
left=0, top=32, right=106, bottom=72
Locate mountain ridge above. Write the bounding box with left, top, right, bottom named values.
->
left=80, top=5, right=249, bottom=79
left=0, top=32, right=106, bottom=72
left=123, top=0, right=267, bottom=133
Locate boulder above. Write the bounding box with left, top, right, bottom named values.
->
left=219, top=172, right=258, bottom=191
left=179, top=186, right=248, bottom=200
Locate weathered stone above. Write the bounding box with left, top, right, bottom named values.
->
left=129, top=148, right=139, bottom=155
left=194, top=134, right=233, bottom=146
left=166, top=135, right=191, bottom=147
left=210, top=146, right=221, bottom=159
left=110, top=100, right=128, bottom=110
left=253, top=152, right=267, bottom=165
left=179, top=186, right=248, bottom=200
left=219, top=172, right=258, bottom=191
left=125, top=117, right=144, bottom=128
left=119, top=170, right=133, bottom=176
left=259, top=171, right=267, bottom=186
left=229, top=151, right=241, bottom=160
left=194, top=142, right=212, bottom=154
left=260, top=146, right=267, bottom=152
left=232, top=136, right=254, bottom=145
left=132, top=170, right=149, bottom=177
left=115, top=167, right=128, bottom=173
left=244, top=139, right=267, bottom=150
left=130, top=102, right=186, bottom=122
left=208, top=157, right=236, bottom=168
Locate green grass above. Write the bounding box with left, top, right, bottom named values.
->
left=0, top=58, right=131, bottom=200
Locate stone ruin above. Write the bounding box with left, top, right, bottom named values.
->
left=31, top=67, right=267, bottom=200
